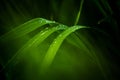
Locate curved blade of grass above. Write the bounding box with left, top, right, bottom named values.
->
left=0, top=18, right=55, bottom=43
left=40, top=25, right=107, bottom=78
left=65, top=33, right=94, bottom=57
left=3, top=24, right=68, bottom=70
left=41, top=25, right=88, bottom=72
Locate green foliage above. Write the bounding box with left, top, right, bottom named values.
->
left=1, top=17, right=88, bottom=72
left=0, top=0, right=119, bottom=80
left=0, top=18, right=108, bottom=80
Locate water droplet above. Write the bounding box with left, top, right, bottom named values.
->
left=53, top=41, right=57, bottom=44
left=52, top=21, right=55, bottom=23
left=59, top=35, right=62, bottom=37
left=46, top=27, right=49, bottom=30
left=41, top=32, right=46, bottom=36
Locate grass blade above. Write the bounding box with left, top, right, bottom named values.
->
left=93, top=0, right=107, bottom=17
left=74, top=0, right=84, bottom=25
left=40, top=25, right=107, bottom=78
left=41, top=25, right=88, bottom=72
left=3, top=24, right=68, bottom=70
left=101, top=0, right=113, bottom=14
left=0, top=18, right=55, bottom=43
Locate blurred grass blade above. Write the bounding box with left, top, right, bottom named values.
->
left=101, top=0, right=113, bottom=14
left=74, top=0, right=84, bottom=25
left=0, top=18, right=55, bottom=43
left=41, top=25, right=88, bottom=72
left=3, top=24, right=68, bottom=69
left=66, top=33, right=95, bottom=59
left=93, top=0, right=107, bottom=17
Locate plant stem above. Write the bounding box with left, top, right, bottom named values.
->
left=74, top=0, right=84, bottom=25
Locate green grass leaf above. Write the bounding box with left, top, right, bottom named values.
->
left=41, top=25, right=88, bottom=72
left=0, top=18, right=55, bottom=43
left=3, top=23, right=68, bottom=69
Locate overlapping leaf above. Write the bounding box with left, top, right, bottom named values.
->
left=0, top=18, right=106, bottom=78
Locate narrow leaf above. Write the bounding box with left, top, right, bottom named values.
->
left=3, top=24, right=68, bottom=69
left=41, top=25, right=88, bottom=72
left=0, top=18, right=55, bottom=43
